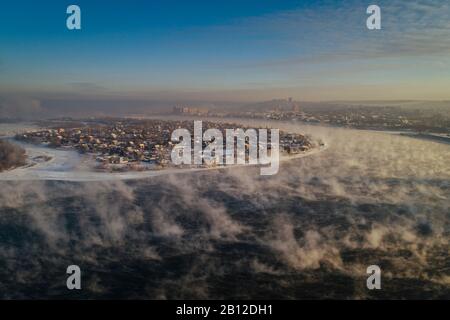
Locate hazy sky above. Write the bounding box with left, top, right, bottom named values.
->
left=1, top=0, right=450, bottom=102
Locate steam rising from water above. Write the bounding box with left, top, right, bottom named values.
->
left=0, top=122, right=449, bottom=299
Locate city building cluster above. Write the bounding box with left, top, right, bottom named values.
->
left=15, top=118, right=316, bottom=172
left=172, top=106, right=210, bottom=116
left=193, top=99, right=450, bottom=134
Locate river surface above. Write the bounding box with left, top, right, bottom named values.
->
left=0, top=119, right=449, bottom=299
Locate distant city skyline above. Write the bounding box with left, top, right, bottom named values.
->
left=1, top=0, right=450, bottom=103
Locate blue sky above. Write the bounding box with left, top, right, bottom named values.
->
left=1, top=0, right=450, bottom=101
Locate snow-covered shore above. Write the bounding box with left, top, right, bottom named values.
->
left=0, top=137, right=327, bottom=181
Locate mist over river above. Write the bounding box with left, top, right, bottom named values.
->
left=0, top=120, right=449, bottom=299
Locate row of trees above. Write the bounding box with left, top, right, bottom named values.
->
left=0, top=140, right=26, bottom=171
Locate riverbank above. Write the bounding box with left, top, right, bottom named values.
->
left=0, top=134, right=327, bottom=181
